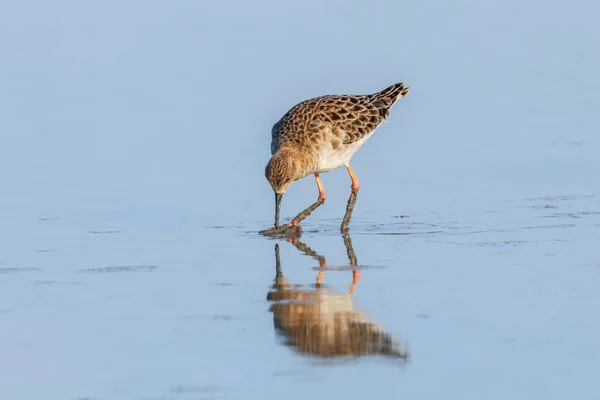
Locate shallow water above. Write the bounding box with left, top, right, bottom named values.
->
left=2, top=1, right=600, bottom=399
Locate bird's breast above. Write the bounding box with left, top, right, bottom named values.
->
left=315, top=135, right=372, bottom=173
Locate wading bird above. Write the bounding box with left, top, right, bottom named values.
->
left=263, top=82, right=410, bottom=235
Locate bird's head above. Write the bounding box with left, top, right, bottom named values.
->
left=265, top=151, right=298, bottom=194
left=265, top=149, right=303, bottom=227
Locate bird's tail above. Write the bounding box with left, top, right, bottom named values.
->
left=370, top=82, right=410, bottom=118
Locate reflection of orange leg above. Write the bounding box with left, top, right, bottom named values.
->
left=316, top=270, right=324, bottom=286
left=349, top=269, right=360, bottom=294
left=341, top=164, right=360, bottom=232
left=316, top=257, right=327, bottom=287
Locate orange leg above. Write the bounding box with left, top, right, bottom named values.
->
left=346, top=164, right=360, bottom=192
left=315, top=173, right=327, bottom=200
left=287, top=173, right=327, bottom=228
left=341, top=164, right=360, bottom=233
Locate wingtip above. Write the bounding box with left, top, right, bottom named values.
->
left=388, top=82, right=410, bottom=101
left=390, top=82, right=410, bottom=95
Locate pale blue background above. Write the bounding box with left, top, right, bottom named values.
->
left=1, top=1, right=599, bottom=399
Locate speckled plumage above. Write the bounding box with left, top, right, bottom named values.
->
left=263, top=82, right=410, bottom=233
left=270, top=82, right=410, bottom=174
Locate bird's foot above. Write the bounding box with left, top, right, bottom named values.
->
left=260, top=221, right=303, bottom=238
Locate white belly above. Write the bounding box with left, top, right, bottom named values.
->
left=316, top=134, right=373, bottom=173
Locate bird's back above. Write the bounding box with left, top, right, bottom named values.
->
left=270, top=82, right=409, bottom=155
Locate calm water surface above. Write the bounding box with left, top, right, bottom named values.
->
left=1, top=1, right=599, bottom=399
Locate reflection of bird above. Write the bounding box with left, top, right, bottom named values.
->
left=266, top=236, right=408, bottom=361
left=264, top=83, right=410, bottom=234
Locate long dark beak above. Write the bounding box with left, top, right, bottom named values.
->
left=274, top=192, right=283, bottom=228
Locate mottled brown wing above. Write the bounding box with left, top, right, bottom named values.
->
left=333, top=82, right=409, bottom=145
left=306, top=95, right=383, bottom=146
left=270, top=96, right=323, bottom=154
left=270, top=82, right=409, bottom=152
